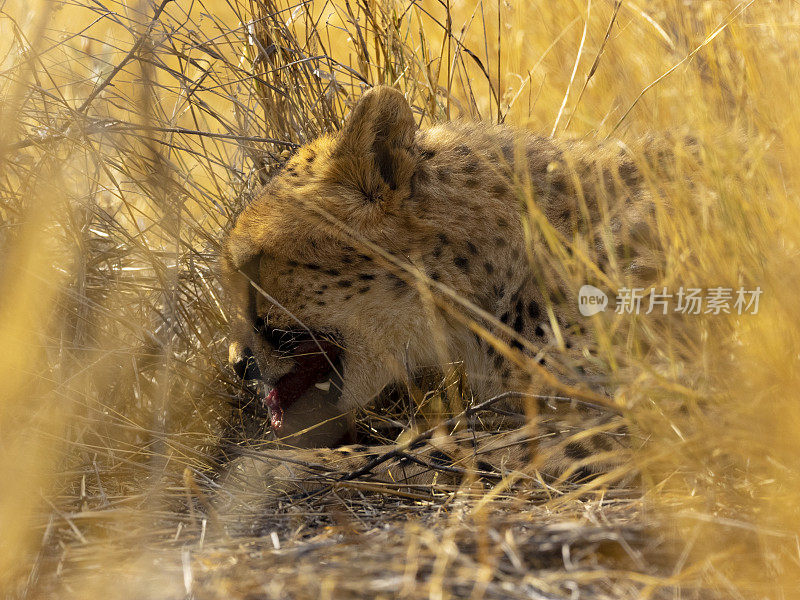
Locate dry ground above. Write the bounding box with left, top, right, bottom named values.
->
left=1, top=0, right=799, bottom=598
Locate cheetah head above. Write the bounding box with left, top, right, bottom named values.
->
left=222, top=87, right=468, bottom=446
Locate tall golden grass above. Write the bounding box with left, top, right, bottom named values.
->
left=1, top=0, right=798, bottom=597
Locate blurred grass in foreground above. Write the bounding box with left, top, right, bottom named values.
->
left=0, top=0, right=799, bottom=597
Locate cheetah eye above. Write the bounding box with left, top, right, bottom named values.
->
left=271, top=328, right=301, bottom=354
left=254, top=318, right=300, bottom=353
left=253, top=316, right=282, bottom=345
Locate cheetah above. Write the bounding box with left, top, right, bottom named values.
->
left=218, top=86, right=671, bottom=517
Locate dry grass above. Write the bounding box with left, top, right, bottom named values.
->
left=1, top=0, right=799, bottom=598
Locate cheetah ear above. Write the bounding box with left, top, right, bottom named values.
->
left=337, top=86, right=417, bottom=194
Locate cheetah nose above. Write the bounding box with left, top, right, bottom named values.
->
left=229, top=344, right=261, bottom=381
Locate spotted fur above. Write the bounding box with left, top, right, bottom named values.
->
left=219, top=87, right=673, bottom=513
